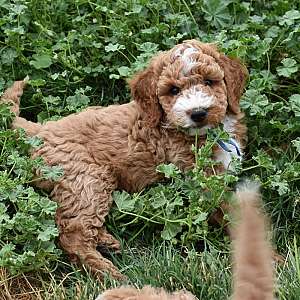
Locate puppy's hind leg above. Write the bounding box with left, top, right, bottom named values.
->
left=53, top=163, right=125, bottom=281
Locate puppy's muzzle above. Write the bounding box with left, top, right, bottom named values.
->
left=190, top=108, right=207, bottom=123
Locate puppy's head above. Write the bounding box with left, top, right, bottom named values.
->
left=129, top=40, right=248, bottom=133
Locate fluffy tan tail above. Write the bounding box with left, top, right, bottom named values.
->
left=232, top=181, right=274, bottom=300
left=1, top=78, right=41, bottom=136
left=1, top=78, right=28, bottom=116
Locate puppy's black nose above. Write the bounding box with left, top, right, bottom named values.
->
left=190, top=109, right=208, bottom=122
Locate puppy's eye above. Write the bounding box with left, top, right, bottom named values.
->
left=170, top=86, right=180, bottom=96
left=203, top=79, right=213, bottom=86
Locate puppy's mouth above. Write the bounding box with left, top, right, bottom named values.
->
left=190, top=119, right=209, bottom=128
left=183, top=125, right=212, bottom=136
left=182, top=120, right=213, bottom=136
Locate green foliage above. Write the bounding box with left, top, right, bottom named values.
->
left=110, top=131, right=238, bottom=247
left=0, top=0, right=300, bottom=298
left=201, top=0, right=232, bottom=29
left=277, top=58, right=299, bottom=77
left=0, top=105, right=61, bottom=273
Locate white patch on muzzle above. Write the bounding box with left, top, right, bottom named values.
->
left=172, top=88, right=214, bottom=128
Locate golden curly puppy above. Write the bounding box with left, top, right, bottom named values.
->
left=97, top=184, right=274, bottom=300
left=2, top=40, right=247, bottom=280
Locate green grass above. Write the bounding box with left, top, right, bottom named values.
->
left=2, top=241, right=300, bottom=299
left=0, top=0, right=300, bottom=299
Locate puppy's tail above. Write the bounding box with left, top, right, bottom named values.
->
left=1, top=77, right=29, bottom=116
left=232, top=180, right=274, bottom=300
left=1, top=77, right=41, bottom=136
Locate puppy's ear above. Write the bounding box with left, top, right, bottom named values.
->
left=218, top=55, right=248, bottom=114
left=129, top=53, right=166, bottom=127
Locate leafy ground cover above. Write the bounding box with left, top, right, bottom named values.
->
left=0, top=0, right=300, bottom=299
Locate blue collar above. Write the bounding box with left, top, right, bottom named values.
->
left=217, top=138, right=241, bottom=156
